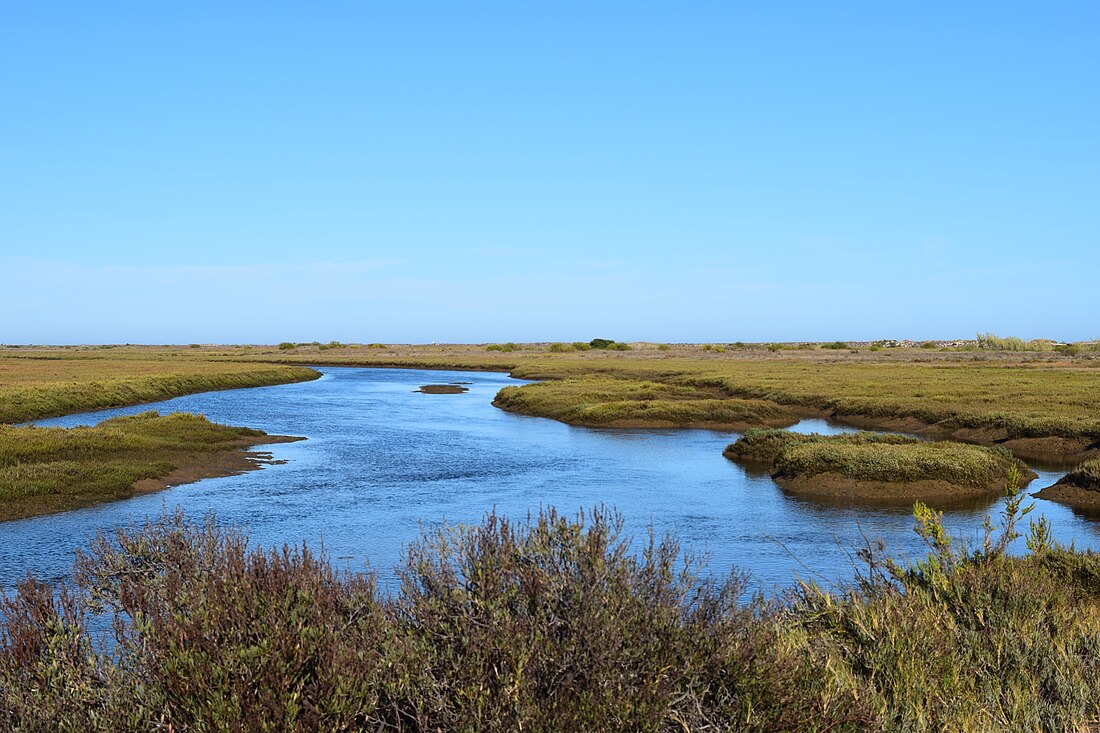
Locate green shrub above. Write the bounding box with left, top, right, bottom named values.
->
left=277, top=342, right=296, bottom=350
left=656, top=343, right=671, bottom=351
left=822, top=341, right=848, bottom=350
left=6, top=502, right=1100, bottom=732
left=588, top=338, right=616, bottom=350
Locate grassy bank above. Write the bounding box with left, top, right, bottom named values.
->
left=155, top=342, right=1100, bottom=460
left=493, top=376, right=796, bottom=429
left=1036, top=458, right=1100, bottom=512
left=2, top=500, right=1098, bottom=732
left=725, top=429, right=1031, bottom=502
left=0, top=412, right=299, bottom=521
left=0, top=353, right=320, bottom=424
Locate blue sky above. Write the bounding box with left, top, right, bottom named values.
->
left=2, top=2, right=1097, bottom=343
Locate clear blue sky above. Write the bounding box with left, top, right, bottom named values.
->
left=2, top=2, right=1096, bottom=344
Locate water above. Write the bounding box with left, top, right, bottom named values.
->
left=3, top=367, right=1096, bottom=594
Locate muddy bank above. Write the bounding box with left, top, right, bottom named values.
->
left=415, top=384, right=469, bottom=394
left=777, top=472, right=1036, bottom=507
left=1034, top=460, right=1100, bottom=511
left=131, top=434, right=305, bottom=495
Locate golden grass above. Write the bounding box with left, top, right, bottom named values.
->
left=0, top=353, right=319, bottom=424
left=0, top=411, right=294, bottom=521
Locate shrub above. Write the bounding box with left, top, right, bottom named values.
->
left=822, top=341, right=848, bottom=350
left=277, top=342, right=296, bottom=350
left=656, top=343, right=671, bottom=351
left=588, top=338, right=615, bottom=350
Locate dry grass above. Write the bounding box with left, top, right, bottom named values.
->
left=0, top=351, right=319, bottom=424
left=0, top=411, right=292, bottom=521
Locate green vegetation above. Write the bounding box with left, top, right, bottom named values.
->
left=725, top=429, right=1028, bottom=491
left=278, top=342, right=296, bottom=350
left=485, top=342, right=520, bottom=352
left=0, top=412, right=292, bottom=521
left=494, top=377, right=794, bottom=428
left=0, top=355, right=319, bottom=425
left=821, top=341, right=848, bottom=350
left=4, top=497, right=1100, bottom=732
left=588, top=338, right=632, bottom=350
left=183, top=341, right=1100, bottom=458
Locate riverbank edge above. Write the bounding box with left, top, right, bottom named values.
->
left=130, top=434, right=307, bottom=495
left=4, top=366, right=323, bottom=426
left=250, top=357, right=1099, bottom=466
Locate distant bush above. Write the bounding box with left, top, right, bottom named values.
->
left=588, top=338, right=616, bottom=350
left=571, top=342, right=592, bottom=351
left=366, top=343, right=387, bottom=349
left=318, top=341, right=347, bottom=351
left=1055, top=344, right=1081, bottom=356
left=920, top=341, right=937, bottom=349
left=702, top=344, right=713, bottom=351
left=609, top=342, right=633, bottom=351
left=976, top=333, right=1051, bottom=352
left=277, top=342, right=296, bottom=350
left=821, top=342, right=848, bottom=350
left=656, top=343, right=671, bottom=351
left=188, top=344, right=201, bottom=349
left=486, top=342, right=519, bottom=352
left=547, top=342, right=574, bottom=353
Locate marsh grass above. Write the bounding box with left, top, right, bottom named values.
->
left=725, top=429, right=1026, bottom=488
left=1056, top=458, right=1100, bottom=491
left=493, top=377, right=793, bottom=427
left=0, top=356, right=318, bottom=424
left=0, top=412, right=278, bottom=521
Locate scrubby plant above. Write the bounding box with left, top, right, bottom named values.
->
left=277, top=342, right=296, bottom=350
left=656, top=343, right=671, bottom=351
left=588, top=338, right=615, bottom=350
left=822, top=341, right=848, bottom=350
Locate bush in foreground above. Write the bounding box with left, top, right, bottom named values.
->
left=2, top=497, right=1100, bottom=732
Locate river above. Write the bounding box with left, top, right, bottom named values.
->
left=3, top=366, right=1093, bottom=593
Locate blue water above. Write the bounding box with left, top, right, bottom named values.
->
left=2, top=367, right=1093, bottom=594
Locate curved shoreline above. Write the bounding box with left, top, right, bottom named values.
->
left=130, top=434, right=306, bottom=496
